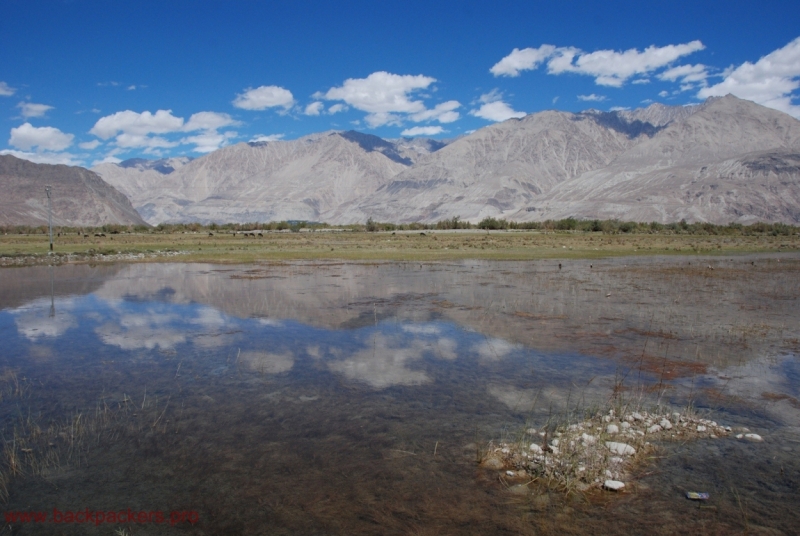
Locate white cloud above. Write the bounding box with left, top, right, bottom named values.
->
left=183, top=111, right=239, bottom=131
left=658, top=90, right=669, bottom=97
left=490, top=45, right=558, bottom=77
left=114, top=133, right=177, bottom=149
left=491, top=41, right=705, bottom=87
left=17, top=102, right=54, bottom=119
left=322, top=71, right=434, bottom=114
left=401, top=126, right=445, bottom=136
left=233, top=85, right=295, bottom=110
left=320, top=72, right=462, bottom=128
left=364, top=111, right=403, bottom=128
left=181, top=130, right=237, bottom=153
left=79, top=140, right=101, bottom=150
left=698, top=36, right=800, bottom=118
left=304, top=101, right=324, bottom=116
left=409, top=100, right=461, bottom=123
left=127, top=85, right=136, bottom=90
left=250, top=134, right=284, bottom=142
left=577, top=93, right=606, bottom=102
left=610, top=106, right=629, bottom=111
left=632, top=78, right=651, bottom=85
left=0, top=149, right=80, bottom=166
left=9, top=122, right=74, bottom=151
left=659, top=63, right=708, bottom=83
left=469, top=90, right=525, bottom=122
left=0, top=82, right=16, bottom=96
left=90, top=109, right=184, bottom=139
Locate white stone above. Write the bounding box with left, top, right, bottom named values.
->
left=604, top=480, right=625, bottom=491
left=632, top=412, right=644, bottom=421
left=647, top=424, right=663, bottom=434
left=605, top=470, right=613, bottom=478
left=606, top=424, right=619, bottom=435
left=606, top=442, right=636, bottom=456
left=697, top=425, right=707, bottom=432
left=506, top=470, right=516, bottom=476
left=744, top=433, right=763, bottom=442
left=529, top=443, right=543, bottom=454
left=660, top=419, right=673, bottom=430
left=526, top=428, right=537, bottom=435
left=620, top=422, right=631, bottom=430
left=735, top=434, right=744, bottom=439
left=603, top=415, right=612, bottom=422
left=551, top=439, right=560, bottom=447
left=581, top=433, right=597, bottom=445
left=672, top=412, right=681, bottom=421
left=549, top=446, right=560, bottom=455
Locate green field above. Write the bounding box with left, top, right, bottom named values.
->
left=2, top=228, right=799, bottom=265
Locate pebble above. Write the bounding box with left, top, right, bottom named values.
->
left=660, top=419, right=673, bottom=430
left=606, top=424, right=619, bottom=434
left=697, top=425, right=707, bottom=432
left=620, top=422, right=631, bottom=430
left=606, top=442, right=636, bottom=456
left=604, top=480, right=625, bottom=491
left=647, top=424, right=663, bottom=434
left=744, top=433, right=763, bottom=442
left=631, top=412, right=644, bottom=421
left=581, top=433, right=597, bottom=445
left=529, top=443, right=543, bottom=454
left=482, top=457, right=504, bottom=470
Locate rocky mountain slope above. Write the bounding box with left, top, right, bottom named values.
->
left=88, top=96, right=800, bottom=225
left=517, top=96, right=800, bottom=223
left=95, top=131, right=444, bottom=224
left=0, top=154, right=148, bottom=227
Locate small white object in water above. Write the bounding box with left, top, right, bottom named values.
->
left=606, top=442, right=636, bottom=456
left=606, top=424, right=619, bottom=434
left=744, top=433, right=763, bottom=442
left=735, top=434, right=744, bottom=439
left=604, top=480, right=625, bottom=491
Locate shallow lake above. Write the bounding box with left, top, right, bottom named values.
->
left=0, top=256, right=798, bottom=534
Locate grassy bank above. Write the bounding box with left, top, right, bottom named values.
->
left=1, top=229, right=799, bottom=264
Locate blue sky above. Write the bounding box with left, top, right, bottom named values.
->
left=2, top=0, right=799, bottom=167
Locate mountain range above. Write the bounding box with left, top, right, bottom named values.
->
left=2, top=95, right=798, bottom=228
left=0, top=154, right=147, bottom=227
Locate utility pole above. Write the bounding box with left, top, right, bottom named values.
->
left=45, top=185, right=53, bottom=252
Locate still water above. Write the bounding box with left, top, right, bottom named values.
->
left=0, top=257, right=798, bottom=534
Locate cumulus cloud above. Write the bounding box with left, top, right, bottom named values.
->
left=89, top=109, right=238, bottom=153
left=183, top=111, right=239, bottom=131
left=698, top=36, right=800, bottom=118
left=409, top=100, right=461, bottom=123
left=0, top=82, right=16, bottom=96
left=328, top=103, right=347, bottom=114
left=79, top=140, right=101, bottom=150
left=9, top=122, right=74, bottom=151
left=401, top=126, right=445, bottom=136
left=181, top=131, right=237, bottom=153
left=304, top=101, right=324, bottom=116
left=233, top=85, right=295, bottom=110
left=17, top=102, right=54, bottom=119
left=250, top=133, right=284, bottom=142
left=90, top=110, right=184, bottom=139
left=470, top=90, right=526, bottom=122
left=658, top=63, right=708, bottom=84
left=491, top=41, right=705, bottom=87
left=320, top=71, right=459, bottom=128
left=577, top=93, right=606, bottom=102
left=490, top=45, right=558, bottom=77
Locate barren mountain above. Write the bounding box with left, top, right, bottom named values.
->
left=519, top=96, right=800, bottom=223
left=88, top=96, right=800, bottom=226
left=0, top=154, right=148, bottom=227
left=344, top=108, right=650, bottom=223
left=94, top=131, right=445, bottom=224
